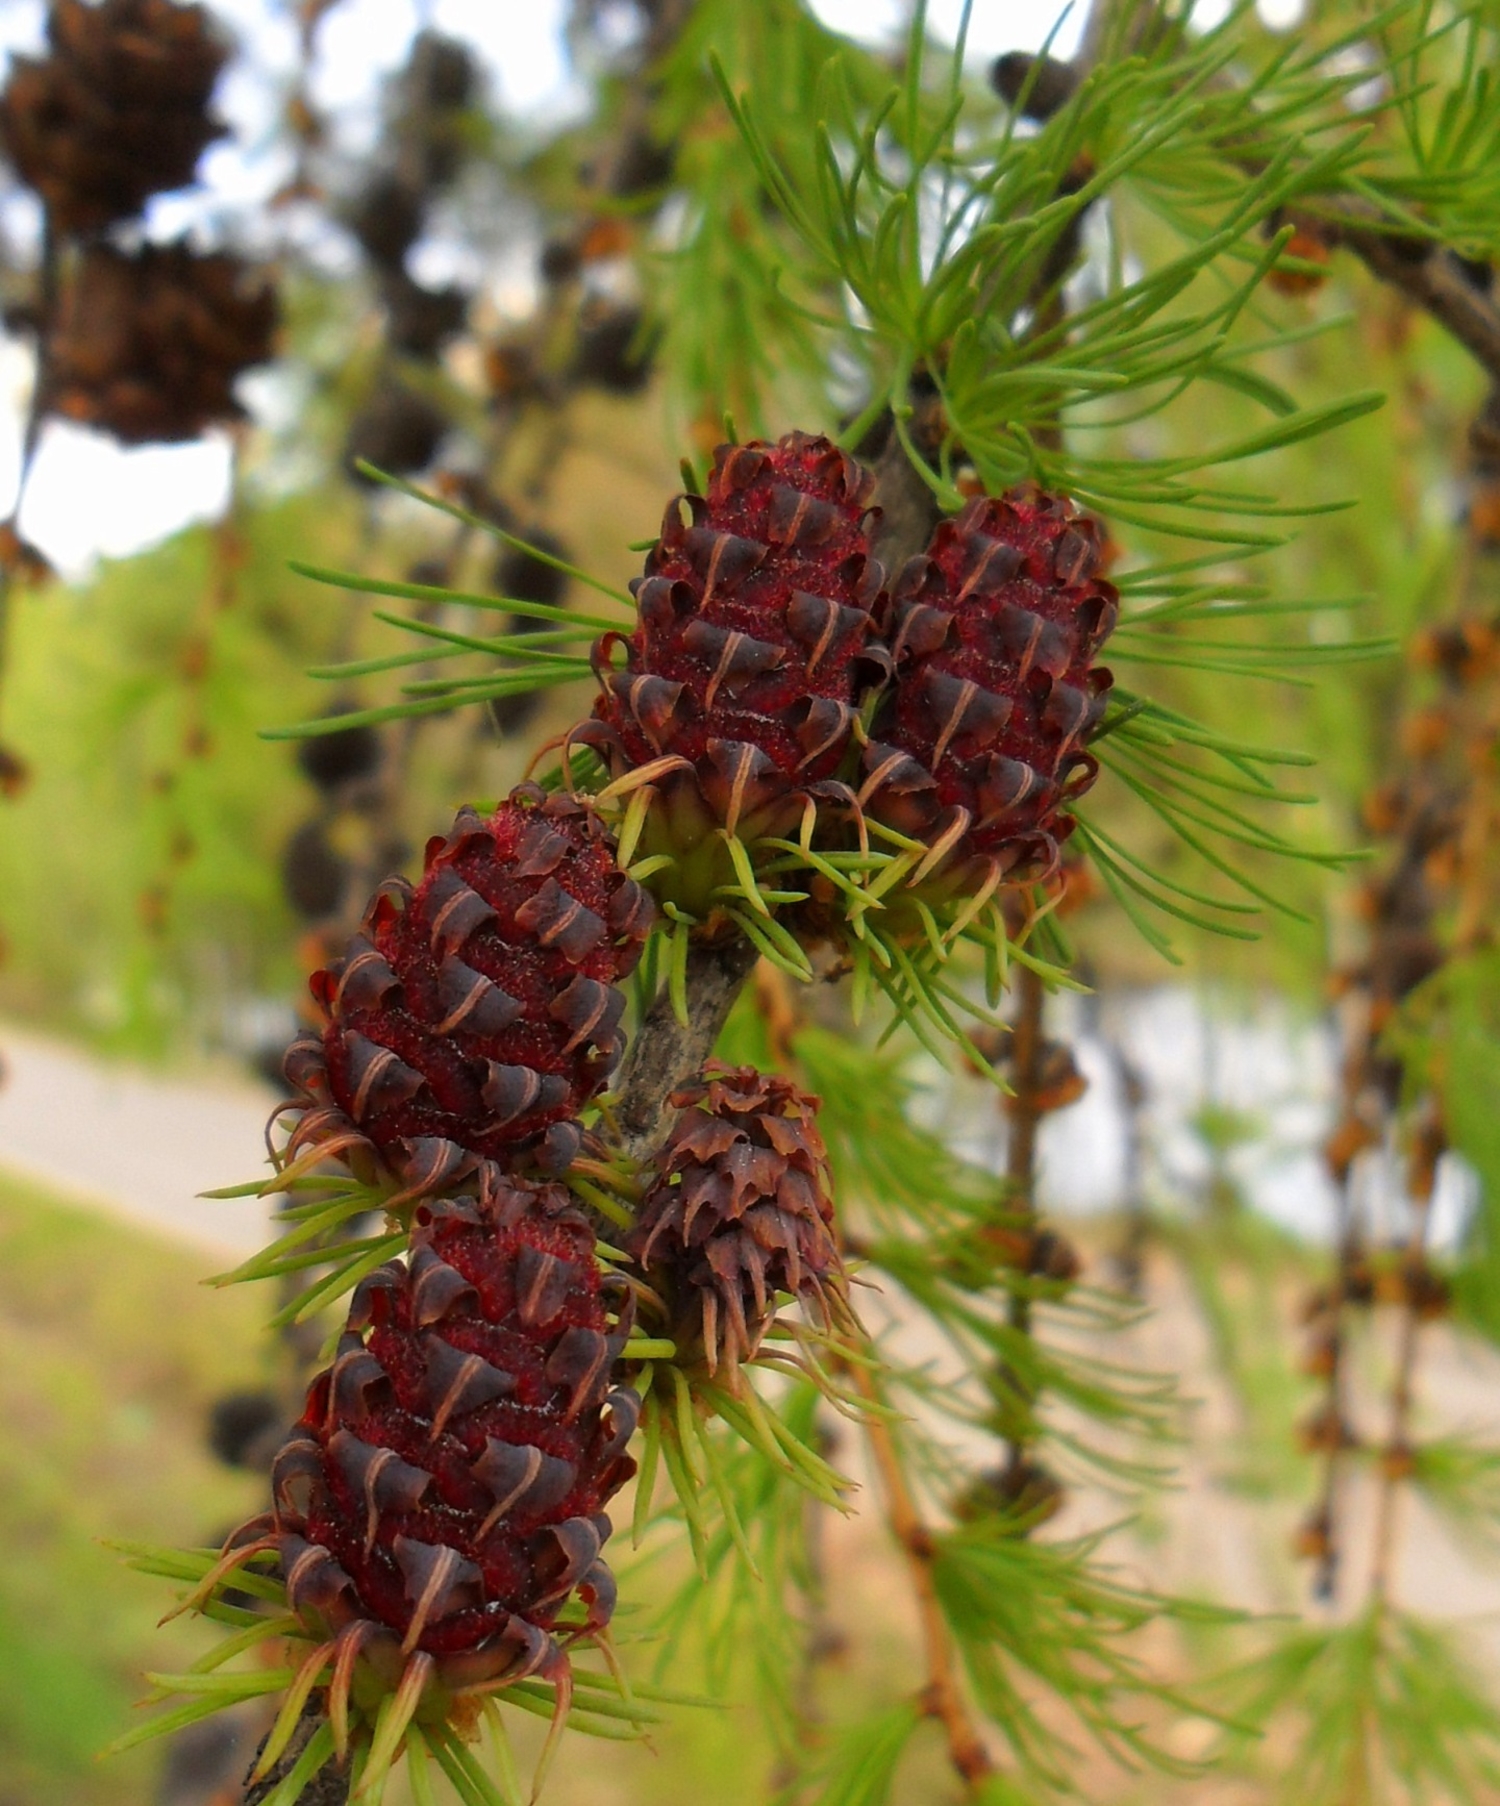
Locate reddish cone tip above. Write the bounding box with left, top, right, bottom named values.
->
left=283, top=786, right=654, bottom=1194
left=865, top=485, right=1118, bottom=884
left=626, top=1063, right=843, bottom=1375
left=585, top=431, right=887, bottom=835
left=247, top=1176, right=637, bottom=1693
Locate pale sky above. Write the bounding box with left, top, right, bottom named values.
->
left=0, top=0, right=1298, bottom=574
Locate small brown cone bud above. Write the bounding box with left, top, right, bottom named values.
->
left=1345, top=1259, right=1376, bottom=1307
left=0, top=744, right=31, bottom=801
left=1380, top=1441, right=1418, bottom=1483
left=1296, top=1403, right=1357, bottom=1455
left=1292, top=1506, right=1333, bottom=1562
left=1324, top=1115, right=1378, bottom=1184
left=979, top=1222, right=1081, bottom=1285
left=626, top=1064, right=844, bottom=1377
left=956, top=1457, right=1065, bottom=1526
left=1298, top=1329, right=1338, bottom=1380
left=1400, top=706, right=1451, bottom=760
left=1267, top=225, right=1333, bottom=296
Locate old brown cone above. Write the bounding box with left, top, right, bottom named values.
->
left=0, top=0, right=227, bottom=236
left=47, top=243, right=277, bottom=444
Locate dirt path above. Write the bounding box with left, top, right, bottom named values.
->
left=0, top=1022, right=276, bottom=1256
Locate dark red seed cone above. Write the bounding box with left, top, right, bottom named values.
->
left=626, top=1064, right=843, bottom=1377
left=0, top=0, right=227, bottom=236
left=283, top=786, right=654, bottom=1195
left=585, top=432, right=887, bottom=840
left=863, top=486, right=1118, bottom=887
left=253, top=1177, right=638, bottom=1694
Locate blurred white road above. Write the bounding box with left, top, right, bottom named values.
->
left=0, top=1022, right=277, bottom=1256
left=0, top=984, right=1475, bottom=1262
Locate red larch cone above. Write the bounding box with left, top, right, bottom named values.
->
left=283, top=786, right=654, bottom=1198
left=241, top=1177, right=637, bottom=1711
left=862, top=486, right=1118, bottom=889
left=583, top=432, right=888, bottom=849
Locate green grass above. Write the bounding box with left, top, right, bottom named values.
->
left=0, top=1165, right=268, bottom=1805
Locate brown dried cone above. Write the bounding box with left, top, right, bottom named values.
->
left=344, top=169, right=425, bottom=271
left=625, top=1065, right=845, bottom=1379
left=393, top=29, right=477, bottom=191
left=380, top=269, right=470, bottom=359
left=344, top=381, right=449, bottom=486
left=46, top=242, right=277, bottom=444
left=282, top=788, right=654, bottom=1201
left=0, top=0, right=227, bottom=235
left=220, top=1177, right=638, bottom=1769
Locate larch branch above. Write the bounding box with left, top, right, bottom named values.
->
left=851, top=1362, right=996, bottom=1791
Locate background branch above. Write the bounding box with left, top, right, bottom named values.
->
left=1310, top=206, right=1500, bottom=384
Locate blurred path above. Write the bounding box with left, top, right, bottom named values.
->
left=0, top=1021, right=276, bottom=1256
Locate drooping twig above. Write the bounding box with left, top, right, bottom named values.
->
left=1299, top=381, right=1500, bottom=1613
left=0, top=216, right=60, bottom=732
left=869, top=401, right=944, bottom=575
left=850, top=1361, right=996, bottom=1791
left=1033, top=2, right=1500, bottom=391
left=242, top=1699, right=350, bottom=1806
left=612, top=936, right=762, bottom=1161
left=1300, top=734, right=1446, bottom=1603
left=1367, top=1105, right=1444, bottom=1608
left=999, top=962, right=1048, bottom=1483
left=1300, top=1136, right=1365, bottom=1603
left=1367, top=620, right=1499, bottom=1606
left=1312, top=207, right=1500, bottom=386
